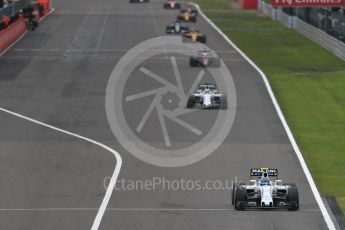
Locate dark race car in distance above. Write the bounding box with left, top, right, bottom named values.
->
left=130, top=0, right=149, bottom=3
left=166, top=21, right=190, bottom=34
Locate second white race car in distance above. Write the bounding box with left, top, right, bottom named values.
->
left=186, top=83, right=227, bottom=109
left=190, top=49, right=220, bottom=67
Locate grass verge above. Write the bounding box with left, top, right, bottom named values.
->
left=191, top=1, right=345, bottom=213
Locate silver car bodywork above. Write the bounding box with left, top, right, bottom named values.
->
left=190, top=49, right=220, bottom=67
left=166, top=22, right=189, bottom=34
left=232, top=168, right=299, bottom=210
left=186, top=84, right=227, bottom=109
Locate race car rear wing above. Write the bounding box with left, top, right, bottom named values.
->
left=250, top=168, right=278, bottom=178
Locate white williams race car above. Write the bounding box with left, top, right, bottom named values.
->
left=232, top=168, right=299, bottom=211
left=186, top=83, right=227, bottom=109
left=190, top=49, right=220, bottom=67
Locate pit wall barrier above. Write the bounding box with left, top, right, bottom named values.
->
left=0, top=17, right=26, bottom=53
left=241, top=0, right=259, bottom=10
left=33, top=0, right=52, bottom=22
left=0, top=0, right=53, bottom=54
left=38, top=0, right=52, bottom=15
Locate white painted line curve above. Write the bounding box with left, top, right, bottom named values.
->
left=0, top=108, right=122, bottom=230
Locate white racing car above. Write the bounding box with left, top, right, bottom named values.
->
left=190, top=49, right=220, bottom=67
left=186, top=83, right=227, bottom=109
left=232, top=168, right=299, bottom=211
left=163, top=0, right=181, bottom=9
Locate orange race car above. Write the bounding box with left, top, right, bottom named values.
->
left=176, top=9, right=197, bottom=22
left=182, top=30, right=207, bottom=43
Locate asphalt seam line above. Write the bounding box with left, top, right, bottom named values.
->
left=0, top=108, right=122, bottom=230
left=190, top=3, right=335, bottom=229
left=0, top=207, right=321, bottom=212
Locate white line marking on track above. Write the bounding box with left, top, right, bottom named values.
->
left=0, top=108, right=122, bottom=230
left=0, top=208, right=236, bottom=211
left=0, top=207, right=322, bottom=212
left=0, top=8, right=121, bottom=230
left=94, top=8, right=109, bottom=57
left=190, top=3, right=335, bottom=229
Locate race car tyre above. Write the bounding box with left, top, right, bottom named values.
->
left=287, top=186, right=299, bottom=211
left=231, top=181, right=236, bottom=205
left=165, top=26, right=173, bottom=33
left=163, top=3, right=168, bottom=8
left=234, top=186, right=246, bottom=210
left=189, top=57, right=198, bottom=67
left=186, top=96, right=196, bottom=108
left=231, top=181, right=243, bottom=205
left=191, top=17, right=197, bottom=22
left=220, top=95, right=227, bottom=109
left=197, top=36, right=206, bottom=44
left=186, top=9, right=198, bottom=15
left=175, top=3, right=181, bottom=9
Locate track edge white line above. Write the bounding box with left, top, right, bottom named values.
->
left=189, top=3, right=335, bottom=229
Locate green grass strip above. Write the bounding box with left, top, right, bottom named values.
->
left=192, top=1, right=345, bottom=214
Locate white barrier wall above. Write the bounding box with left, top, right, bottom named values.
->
left=295, top=18, right=345, bottom=60
left=259, top=1, right=345, bottom=61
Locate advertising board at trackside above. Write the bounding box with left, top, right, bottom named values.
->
left=271, top=0, right=345, bottom=7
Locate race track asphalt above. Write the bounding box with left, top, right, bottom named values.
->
left=0, top=0, right=330, bottom=229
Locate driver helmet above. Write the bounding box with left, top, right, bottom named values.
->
left=260, top=178, right=270, bottom=186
